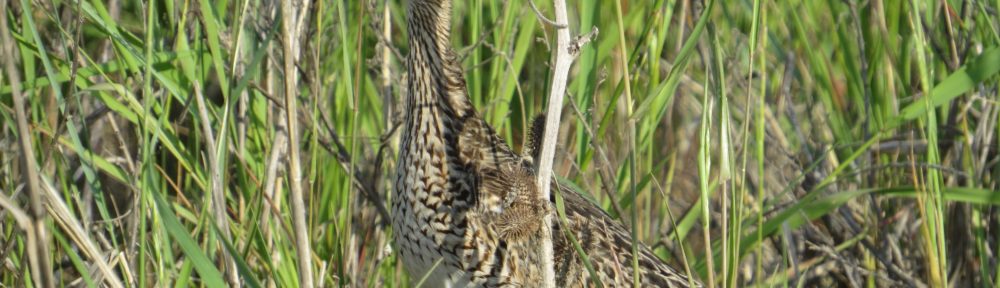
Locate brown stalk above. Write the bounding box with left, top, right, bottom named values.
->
left=0, top=2, right=55, bottom=287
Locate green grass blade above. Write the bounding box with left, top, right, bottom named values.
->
left=151, top=190, right=227, bottom=287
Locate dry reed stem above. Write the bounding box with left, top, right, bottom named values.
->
left=193, top=82, right=239, bottom=286
left=280, top=0, right=314, bottom=286
left=1, top=2, right=54, bottom=286
left=40, top=178, right=125, bottom=288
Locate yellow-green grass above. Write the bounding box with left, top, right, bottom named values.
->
left=1, top=0, right=999, bottom=287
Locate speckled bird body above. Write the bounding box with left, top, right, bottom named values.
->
left=392, top=0, right=702, bottom=286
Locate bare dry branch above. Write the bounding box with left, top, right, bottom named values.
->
left=527, top=0, right=567, bottom=28
left=535, top=0, right=577, bottom=287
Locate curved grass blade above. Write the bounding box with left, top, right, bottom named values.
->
left=151, top=190, right=227, bottom=287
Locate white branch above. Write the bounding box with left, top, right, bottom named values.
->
left=536, top=0, right=576, bottom=287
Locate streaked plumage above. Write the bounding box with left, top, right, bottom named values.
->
left=392, top=0, right=702, bottom=286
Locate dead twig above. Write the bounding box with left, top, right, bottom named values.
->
left=527, top=0, right=567, bottom=28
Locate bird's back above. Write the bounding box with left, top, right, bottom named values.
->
left=551, top=183, right=699, bottom=287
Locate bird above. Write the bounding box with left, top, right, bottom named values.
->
left=391, top=0, right=703, bottom=286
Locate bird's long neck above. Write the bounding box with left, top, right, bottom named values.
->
left=406, top=0, right=473, bottom=118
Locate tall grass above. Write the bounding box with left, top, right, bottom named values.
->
left=1, top=0, right=999, bottom=287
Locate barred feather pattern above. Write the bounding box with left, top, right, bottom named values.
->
left=392, top=0, right=702, bottom=287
